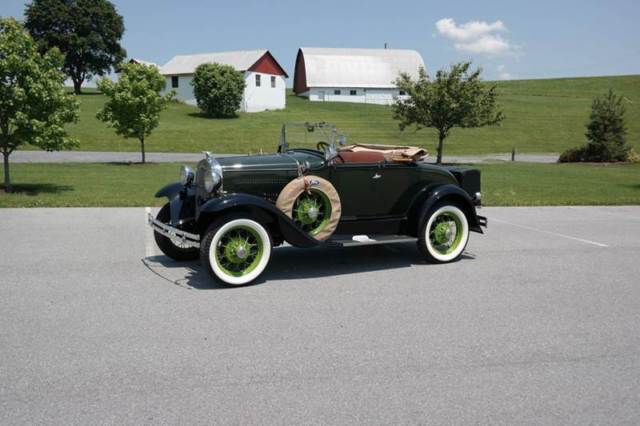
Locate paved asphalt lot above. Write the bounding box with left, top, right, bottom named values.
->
left=1, top=206, right=639, bottom=424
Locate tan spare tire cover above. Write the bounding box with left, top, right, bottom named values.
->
left=276, top=175, right=341, bottom=241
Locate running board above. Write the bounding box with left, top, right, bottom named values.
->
left=325, top=234, right=417, bottom=248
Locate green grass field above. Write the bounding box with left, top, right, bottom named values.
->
left=23, top=75, right=640, bottom=157
left=2, top=162, right=639, bottom=207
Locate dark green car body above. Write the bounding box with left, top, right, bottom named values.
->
left=156, top=148, right=485, bottom=248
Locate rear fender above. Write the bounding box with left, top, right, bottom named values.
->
left=409, top=184, right=484, bottom=235
left=198, top=193, right=320, bottom=248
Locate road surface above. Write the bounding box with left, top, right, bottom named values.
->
left=1, top=206, right=638, bottom=424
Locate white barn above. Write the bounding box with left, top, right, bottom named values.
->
left=160, top=50, right=288, bottom=112
left=293, top=47, right=424, bottom=105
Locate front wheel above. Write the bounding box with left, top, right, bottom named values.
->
left=418, top=204, right=470, bottom=263
left=200, top=215, right=273, bottom=286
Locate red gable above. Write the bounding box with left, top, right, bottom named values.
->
left=248, top=51, right=288, bottom=77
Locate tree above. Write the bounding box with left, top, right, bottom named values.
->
left=192, top=63, right=246, bottom=118
left=24, top=0, right=126, bottom=94
left=96, top=63, right=173, bottom=163
left=393, top=62, right=504, bottom=164
left=583, top=89, right=629, bottom=161
left=0, top=18, right=78, bottom=192
left=559, top=90, right=631, bottom=163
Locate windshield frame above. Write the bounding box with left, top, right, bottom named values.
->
left=278, top=122, right=339, bottom=155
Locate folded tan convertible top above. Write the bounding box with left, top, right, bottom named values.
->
left=340, top=144, right=428, bottom=163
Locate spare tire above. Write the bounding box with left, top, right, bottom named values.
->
left=276, top=176, right=341, bottom=241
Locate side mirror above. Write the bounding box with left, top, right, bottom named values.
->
left=338, top=135, right=346, bottom=146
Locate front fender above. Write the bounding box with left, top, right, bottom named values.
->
left=411, top=184, right=484, bottom=234
left=154, top=182, right=192, bottom=226
left=155, top=182, right=183, bottom=199
left=198, top=193, right=320, bottom=248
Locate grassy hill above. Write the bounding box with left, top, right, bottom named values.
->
left=42, top=74, right=640, bottom=156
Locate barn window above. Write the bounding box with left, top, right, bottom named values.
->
left=350, top=89, right=357, bottom=96
left=399, top=90, right=406, bottom=95
left=271, top=76, right=276, bottom=88
left=171, top=76, right=179, bottom=88
left=255, top=74, right=261, bottom=87
left=334, top=89, right=341, bottom=95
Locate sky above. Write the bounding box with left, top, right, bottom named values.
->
left=3, top=0, right=640, bottom=84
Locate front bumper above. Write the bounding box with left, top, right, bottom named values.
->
left=147, top=212, right=200, bottom=248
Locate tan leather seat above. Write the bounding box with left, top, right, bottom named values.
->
left=336, top=150, right=385, bottom=164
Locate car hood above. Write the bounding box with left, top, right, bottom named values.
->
left=215, top=152, right=323, bottom=172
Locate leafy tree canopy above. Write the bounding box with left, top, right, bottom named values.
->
left=25, top=0, right=126, bottom=94
left=96, top=62, right=173, bottom=163
left=192, top=63, right=246, bottom=118
left=393, top=62, right=504, bottom=164
left=0, top=18, right=78, bottom=191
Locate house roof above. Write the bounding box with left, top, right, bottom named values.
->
left=159, top=50, right=287, bottom=77
left=295, top=47, right=425, bottom=90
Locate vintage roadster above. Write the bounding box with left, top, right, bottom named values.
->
left=148, top=123, right=486, bottom=286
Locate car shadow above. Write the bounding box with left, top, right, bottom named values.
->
left=107, top=162, right=161, bottom=166
left=143, top=243, right=477, bottom=290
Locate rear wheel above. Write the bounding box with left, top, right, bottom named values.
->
left=418, top=203, right=469, bottom=263
left=200, top=214, right=272, bottom=286
left=154, top=203, right=199, bottom=261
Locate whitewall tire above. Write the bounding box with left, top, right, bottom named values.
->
left=418, top=204, right=469, bottom=263
left=200, top=216, right=272, bottom=286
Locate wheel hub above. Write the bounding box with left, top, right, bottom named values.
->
left=307, top=206, right=319, bottom=220
left=223, top=238, right=251, bottom=264
left=433, top=221, right=454, bottom=246
left=235, top=246, right=248, bottom=260
left=295, top=196, right=322, bottom=225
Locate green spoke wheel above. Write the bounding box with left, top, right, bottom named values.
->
left=418, top=204, right=469, bottom=263
left=292, top=189, right=332, bottom=237
left=201, top=216, right=272, bottom=286
left=215, top=226, right=263, bottom=277
left=429, top=212, right=464, bottom=255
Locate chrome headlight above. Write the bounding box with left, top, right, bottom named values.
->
left=203, top=170, right=222, bottom=193
left=179, top=165, right=195, bottom=186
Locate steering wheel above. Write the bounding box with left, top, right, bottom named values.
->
left=316, top=141, right=330, bottom=152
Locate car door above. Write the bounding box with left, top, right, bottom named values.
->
left=328, top=162, right=379, bottom=218
left=375, top=162, right=415, bottom=216
left=330, top=161, right=415, bottom=218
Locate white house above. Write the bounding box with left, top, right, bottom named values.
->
left=159, top=50, right=288, bottom=112
left=293, top=47, right=424, bottom=105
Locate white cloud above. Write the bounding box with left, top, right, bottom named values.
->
left=436, top=18, right=515, bottom=56
left=497, top=64, right=511, bottom=80
left=436, top=18, right=506, bottom=42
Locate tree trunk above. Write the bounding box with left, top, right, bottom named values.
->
left=2, top=150, right=11, bottom=192
left=72, top=78, right=83, bottom=95
left=140, top=137, right=146, bottom=164
left=436, top=131, right=445, bottom=164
